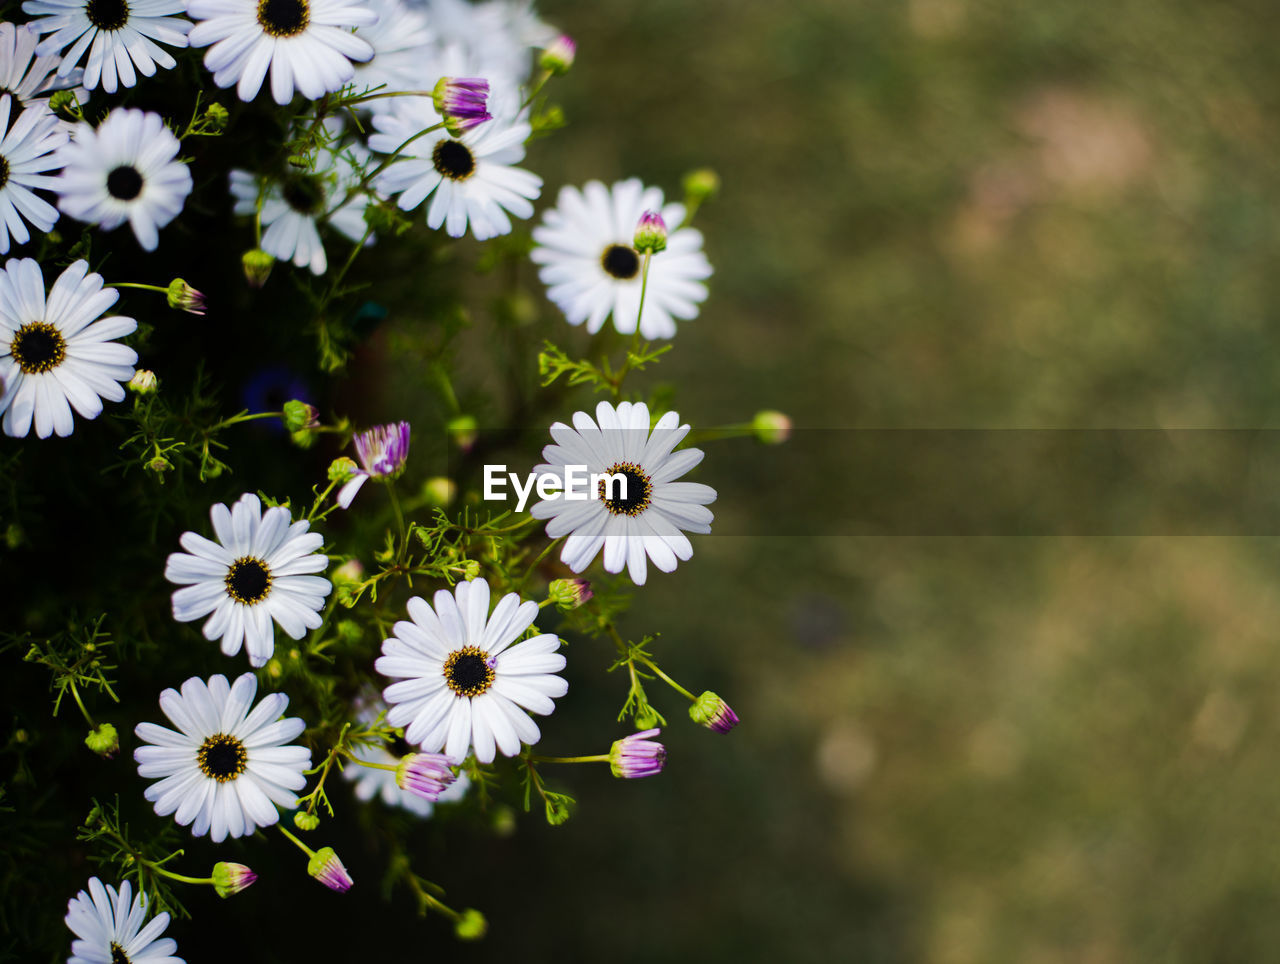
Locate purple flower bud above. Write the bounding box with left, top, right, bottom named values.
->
left=212, top=862, right=257, bottom=898
left=689, top=691, right=739, bottom=734
left=395, top=752, right=457, bottom=802
left=432, top=77, right=492, bottom=136
left=306, top=847, right=353, bottom=893
left=540, top=35, right=575, bottom=74
left=338, top=421, right=411, bottom=509
left=633, top=210, right=668, bottom=254
left=609, top=728, right=666, bottom=779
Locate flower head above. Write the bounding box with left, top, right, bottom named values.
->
left=0, top=258, right=137, bottom=439
left=547, top=578, right=591, bottom=610
left=433, top=76, right=492, bottom=135
left=212, top=862, right=257, bottom=898
left=307, top=847, right=353, bottom=893
left=751, top=410, right=792, bottom=445
left=395, top=752, right=457, bottom=802
left=242, top=248, right=274, bottom=287
left=164, top=493, right=333, bottom=667
left=530, top=400, right=717, bottom=586
left=166, top=278, right=206, bottom=315
left=65, top=877, right=183, bottom=964
left=539, top=34, right=574, bottom=74
left=609, top=728, right=666, bottom=779
left=337, top=420, right=411, bottom=509
left=0, top=94, right=67, bottom=254
left=128, top=369, right=158, bottom=395
left=134, top=673, right=311, bottom=842
left=633, top=209, right=666, bottom=254
left=376, top=578, right=568, bottom=764
left=689, top=691, right=739, bottom=734
left=0, top=22, right=83, bottom=107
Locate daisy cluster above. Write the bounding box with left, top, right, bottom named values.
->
left=0, top=0, right=778, bottom=955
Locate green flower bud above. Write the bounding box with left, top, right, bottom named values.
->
left=751, top=410, right=792, bottom=445
left=458, top=559, right=481, bottom=581
left=293, top=811, right=320, bottom=831
left=165, top=278, right=206, bottom=314
left=328, top=456, right=359, bottom=482
left=84, top=723, right=119, bottom=758
left=454, top=908, right=488, bottom=941
left=689, top=691, right=740, bottom=734
left=548, top=578, right=592, bottom=610
left=539, top=35, right=575, bottom=74
left=48, top=89, right=80, bottom=117
left=127, top=370, right=158, bottom=395
left=682, top=168, right=720, bottom=203
left=422, top=476, right=457, bottom=507
left=242, top=248, right=274, bottom=288
left=633, top=210, right=667, bottom=254
left=211, top=862, right=257, bottom=898
left=447, top=415, right=477, bottom=452
left=282, top=399, right=319, bottom=433
left=202, top=102, right=229, bottom=132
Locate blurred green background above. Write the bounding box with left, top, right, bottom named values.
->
left=469, top=0, right=1280, bottom=961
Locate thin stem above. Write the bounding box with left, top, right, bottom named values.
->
left=67, top=679, right=95, bottom=727
left=517, top=536, right=564, bottom=590
left=386, top=482, right=409, bottom=567
left=529, top=753, right=610, bottom=765
left=277, top=824, right=316, bottom=858
left=110, top=283, right=168, bottom=295
left=634, top=654, right=696, bottom=701
left=143, top=862, right=212, bottom=887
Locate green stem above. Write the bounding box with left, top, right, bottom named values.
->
left=634, top=654, right=696, bottom=701
left=386, top=481, right=409, bottom=567
left=530, top=753, right=610, bottom=765
left=110, top=283, right=168, bottom=295
left=277, top=825, right=316, bottom=858
left=67, top=679, right=95, bottom=728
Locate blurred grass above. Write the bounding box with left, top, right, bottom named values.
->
left=447, top=1, right=1280, bottom=961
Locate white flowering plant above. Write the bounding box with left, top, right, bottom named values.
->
left=0, top=1, right=784, bottom=958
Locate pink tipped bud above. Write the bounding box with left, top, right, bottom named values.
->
left=690, top=691, right=739, bottom=734
left=633, top=210, right=667, bottom=254
left=166, top=278, right=206, bottom=315
left=540, top=35, right=575, bottom=74
left=432, top=77, right=492, bottom=136
left=212, top=862, right=257, bottom=898
left=307, top=847, right=353, bottom=893
left=609, top=728, right=667, bottom=779
left=548, top=578, right=592, bottom=610
left=751, top=410, right=792, bottom=445
left=395, top=753, right=457, bottom=802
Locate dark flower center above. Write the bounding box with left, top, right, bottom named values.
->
left=197, top=733, right=248, bottom=782
left=600, top=244, right=640, bottom=280
left=443, top=646, right=495, bottom=697
left=10, top=322, right=66, bottom=374
left=599, top=461, right=653, bottom=516
left=86, top=0, right=130, bottom=31
left=225, top=557, right=271, bottom=604
left=432, top=139, right=475, bottom=181
left=110, top=943, right=131, bottom=964
left=389, top=734, right=412, bottom=756
left=0, top=155, right=9, bottom=191
left=281, top=175, right=325, bottom=215
left=257, top=0, right=310, bottom=37
left=106, top=165, right=143, bottom=201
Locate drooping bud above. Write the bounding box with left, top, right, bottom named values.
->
left=127, top=370, right=158, bottom=395
left=306, top=847, right=353, bottom=893
left=282, top=399, right=319, bottom=432
left=293, top=811, right=320, bottom=831
left=689, top=691, right=739, bottom=734
left=447, top=414, right=477, bottom=452
left=539, top=35, right=576, bottom=74
left=328, top=456, right=358, bottom=482
left=548, top=578, right=592, bottom=610
left=608, top=728, right=666, bottom=779
left=751, top=410, right=792, bottom=445
left=432, top=77, right=492, bottom=136
left=166, top=278, right=206, bottom=315
left=454, top=908, right=488, bottom=941
left=84, top=723, right=119, bottom=758
left=242, top=248, right=274, bottom=288
left=633, top=210, right=667, bottom=254
left=395, top=753, right=457, bottom=802
left=212, top=862, right=257, bottom=898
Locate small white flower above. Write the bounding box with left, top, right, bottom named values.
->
left=229, top=125, right=371, bottom=275
left=65, top=877, right=183, bottom=964
left=165, top=492, right=332, bottom=667
left=21, top=0, right=191, bottom=94
left=134, top=673, right=312, bottom=842
left=55, top=107, right=192, bottom=251
left=530, top=400, right=716, bottom=586
left=344, top=696, right=470, bottom=816
left=0, top=257, right=136, bottom=439
left=531, top=178, right=713, bottom=340
left=370, top=98, right=540, bottom=240
left=0, top=21, right=84, bottom=105
left=0, top=94, right=68, bottom=254
left=187, top=0, right=377, bottom=105
left=376, top=578, right=567, bottom=764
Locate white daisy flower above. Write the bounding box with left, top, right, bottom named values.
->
left=529, top=400, right=716, bottom=586
left=133, top=673, right=312, bottom=843
left=64, top=877, right=183, bottom=964
left=531, top=178, right=713, bottom=340
left=164, top=492, right=333, bottom=668
left=0, top=21, right=84, bottom=105
left=187, top=0, right=376, bottom=105
left=369, top=99, right=540, bottom=240
left=349, top=0, right=433, bottom=100
left=229, top=125, right=371, bottom=275
left=0, top=258, right=135, bottom=439
left=375, top=578, right=568, bottom=764
left=0, top=94, right=68, bottom=254
left=54, top=108, right=192, bottom=251
left=21, top=0, right=191, bottom=95
left=344, top=697, right=470, bottom=816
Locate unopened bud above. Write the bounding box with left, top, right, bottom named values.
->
left=127, top=370, right=158, bottom=395
left=447, top=415, right=477, bottom=452
left=293, top=811, right=320, bottom=831
left=84, top=723, right=118, bottom=758
left=459, top=560, right=481, bottom=580
left=682, top=168, right=720, bottom=203
left=539, top=35, right=575, bottom=74
left=328, top=456, right=358, bottom=482
left=282, top=399, right=319, bottom=432
left=689, top=691, right=739, bottom=734
left=548, top=578, right=592, bottom=610
left=202, top=102, right=229, bottom=132
left=609, top=728, right=666, bottom=779
left=751, top=410, right=791, bottom=445
left=422, top=476, right=457, bottom=507
left=633, top=210, right=667, bottom=254
left=211, top=862, right=257, bottom=898
left=454, top=908, right=488, bottom=941
left=48, top=89, right=79, bottom=117
left=432, top=77, right=492, bottom=136
left=395, top=753, right=457, bottom=802
left=242, top=249, right=274, bottom=288
left=166, top=278, right=206, bottom=315
left=306, top=847, right=352, bottom=893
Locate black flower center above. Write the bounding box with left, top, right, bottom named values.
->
left=599, top=461, right=653, bottom=516
left=86, top=0, right=130, bottom=31
left=600, top=244, right=640, bottom=280
left=389, top=734, right=412, bottom=756
left=281, top=175, right=326, bottom=215
left=0, top=155, right=9, bottom=192
left=110, top=943, right=131, bottom=964
left=257, top=0, right=310, bottom=37
left=225, top=557, right=271, bottom=604
left=443, top=646, right=495, bottom=697
left=106, top=165, right=143, bottom=201
left=197, top=733, right=248, bottom=782
left=432, top=139, right=475, bottom=180
left=10, top=322, right=66, bottom=374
